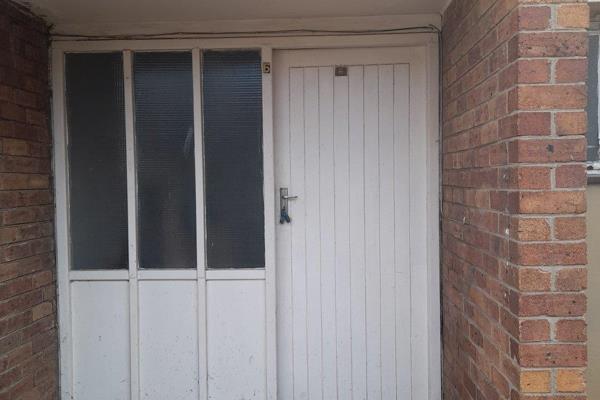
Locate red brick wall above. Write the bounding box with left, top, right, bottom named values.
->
left=442, top=0, right=589, bottom=398
left=0, top=1, right=57, bottom=399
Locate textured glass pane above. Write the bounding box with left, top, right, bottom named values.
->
left=203, top=50, right=264, bottom=268
left=134, top=52, right=196, bottom=269
left=66, top=53, right=128, bottom=270
left=588, top=35, right=599, bottom=161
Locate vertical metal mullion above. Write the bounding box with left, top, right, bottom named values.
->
left=596, top=35, right=600, bottom=158
left=261, top=46, right=278, bottom=400
left=53, top=48, right=74, bottom=400
left=123, top=50, right=140, bottom=400
left=192, top=47, right=208, bottom=400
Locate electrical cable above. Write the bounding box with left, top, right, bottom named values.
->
left=51, top=24, right=441, bottom=41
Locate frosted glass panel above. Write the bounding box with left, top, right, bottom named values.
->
left=203, top=50, right=264, bottom=268
left=134, top=52, right=196, bottom=269
left=65, top=52, right=128, bottom=270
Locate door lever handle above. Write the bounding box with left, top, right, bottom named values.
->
left=280, top=188, right=297, bottom=224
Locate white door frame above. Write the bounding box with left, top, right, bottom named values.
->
left=51, top=32, right=440, bottom=400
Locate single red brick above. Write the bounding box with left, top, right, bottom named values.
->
left=515, top=32, right=588, bottom=58
left=510, top=217, right=551, bottom=241
left=556, top=4, right=589, bottom=29
left=556, top=268, right=587, bottom=291
left=517, top=59, right=550, bottom=83
left=555, top=112, right=587, bottom=136
left=0, top=205, right=54, bottom=225
left=31, top=301, right=52, bottom=321
left=519, top=293, right=586, bottom=317
left=0, top=173, right=49, bottom=190
left=514, top=85, right=586, bottom=110
left=520, top=319, right=550, bottom=342
left=556, top=319, right=586, bottom=342
left=518, top=6, right=551, bottom=30
left=518, top=344, right=587, bottom=367
left=521, top=113, right=551, bottom=136
left=518, top=268, right=552, bottom=292
left=556, top=164, right=587, bottom=188
left=510, top=191, right=586, bottom=214
left=556, top=368, right=586, bottom=392
left=31, top=270, right=53, bottom=288
left=503, top=166, right=551, bottom=190
left=510, top=242, right=587, bottom=266
left=556, top=59, right=587, bottom=83
left=509, top=138, right=586, bottom=163
left=520, top=369, right=551, bottom=393
left=555, top=217, right=586, bottom=240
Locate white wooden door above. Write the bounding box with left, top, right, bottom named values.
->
left=274, top=47, right=431, bottom=399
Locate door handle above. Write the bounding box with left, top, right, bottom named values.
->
left=280, top=187, right=298, bottom=224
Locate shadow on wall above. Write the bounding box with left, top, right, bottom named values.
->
left=588, top=5, right=600, bottom=398
left=587, top=184, right=600, bottom=399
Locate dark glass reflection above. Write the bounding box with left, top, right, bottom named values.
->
left=203, top=50, right=264, bottom=268
left=66, top=52, right=128, bottom=270
left=134, top=52, right=196, bottom=269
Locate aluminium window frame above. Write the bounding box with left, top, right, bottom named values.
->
left=51, top=33, right=440, bottom=400
left=588, top=28, right=600, bottom=181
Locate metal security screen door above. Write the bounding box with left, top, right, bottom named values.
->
left=274, top=47, right=434, bottom=399
left=55, top=48, right=277, bottom=400
left=53, top=38, right=439, bottom=400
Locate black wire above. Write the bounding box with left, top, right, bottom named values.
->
left=51, top=24, right=440, bottom=41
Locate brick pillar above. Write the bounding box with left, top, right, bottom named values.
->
left=0, top=1, right=57, bottom=399
left=442, top=0, right=589, bottom=398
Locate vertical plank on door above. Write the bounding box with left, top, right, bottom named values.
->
left=363, top=65, right=382, bottom=400
left=304, top=67, right=323, bottom=400
left=318, top=66, right=338, bottom=400
left=333, top=70, right=352, bottom=400
left=394, top=64, right=412, bottom=398
left=290, top=68, right=308, bottom=399
left=378, top=65, right=397, bottom=399
left=348, top=65, right=367, bottom=400
left=276, top=65, right=294, bottom=400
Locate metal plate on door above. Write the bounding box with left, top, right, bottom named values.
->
left=335, top=66, right=348, bottom=76
left=262, top=62, right=271, bottom=74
